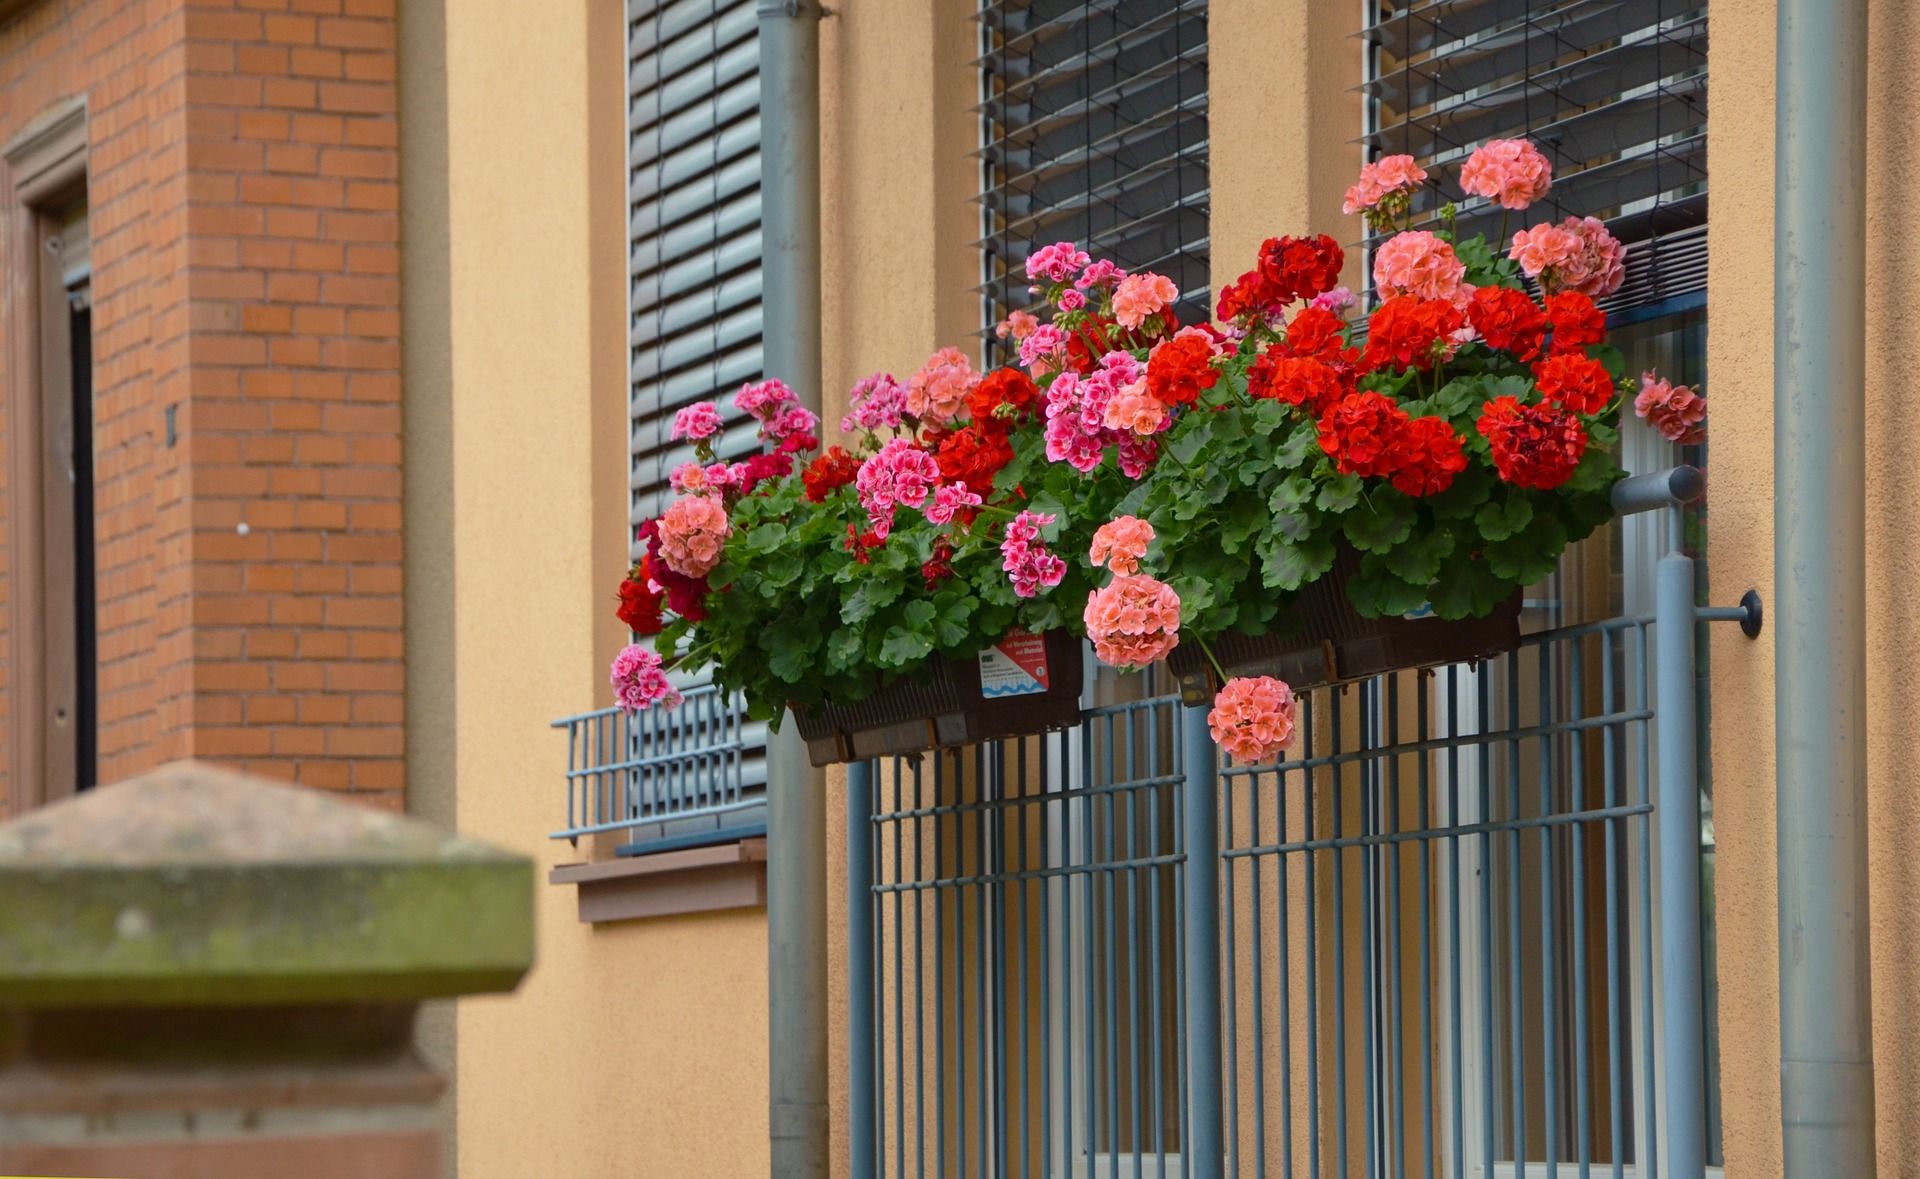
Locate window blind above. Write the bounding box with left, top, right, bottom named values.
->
left=625, top=0, right=767, bottom=847
left=977, top=0, right=1211, bottom=356
left=1362, top=0, right=1707, bottom=319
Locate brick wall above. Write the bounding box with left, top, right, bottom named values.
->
left=0, top=0, right=404, bottom=810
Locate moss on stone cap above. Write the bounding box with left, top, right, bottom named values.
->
left=0, top=761, right=533, bottom=1007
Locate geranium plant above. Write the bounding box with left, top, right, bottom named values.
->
left=608, top=137, right=1706, bottom=767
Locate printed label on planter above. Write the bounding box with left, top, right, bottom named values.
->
left=979, top=631, right=1051, bottom=698
left=1401, top=602, right=1437, bottom=621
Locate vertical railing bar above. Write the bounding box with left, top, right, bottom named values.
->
left=1017, top=739, right=1033, bottom=1179
left=1251, top=754, right=1269, bottom=1179
left=1223, top=740, right=1241, bottom=1178
left=895, top=759, right=907, bottom=1179
left=1477, top=666, right=1497, bottom=1179
left=1332, top=691, right=1352, bottom=1179
left=1278, top=752, right=1296, bottom=1177
left=1387, top=673, right=1409, bottom=1179
left=973, top=746, right=990, bottom=1179
left=1104, top=715, right=1121, bottom=1172
left=1540, top=635, right=1561, bottom=1178
left=849, top=758, right=877, bottom=1179
left=1062, top=725, right=1077, bottom=1179
left=1634, top=623, right=1662, bottom=1179
left=1414, top=672, right=1437, bottom=1179
left=1603, top=629, right=1626, bottom=1179
left=955, top=752, right=970, bottom=1179
left=1444, top=663, right=1466, bottom=1179
left=994, top=744, right=1010, bottom=1179
left=1172, top=707, right=1191, bottom=1179
left=1180, top=702, right=1224, bottom=1179
left=1361, top=683, right=1382, bottom=1177
left=1146, top=705, right=1169, bottom=1179
left=915, top=756, right=929, bottom=1179
left=1507, top=648, right=1528, bottom=1178
left=1571, top=636, right=1594, bottom=1178
left=1083, top=714, right=1098, bottom=1175
left=1305, top=690, right=1323, bottom=1179
left=1125, top=722, right=1145, bottom=1176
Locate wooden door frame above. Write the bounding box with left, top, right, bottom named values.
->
left=4, top=97, right=87, bottom=815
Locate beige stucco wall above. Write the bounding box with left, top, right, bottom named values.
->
left=428, top=1, right=771, bottom=1176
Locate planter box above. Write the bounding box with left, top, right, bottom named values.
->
left=1166, top=551, right=1522, bottom=706
left=792, top=630, right=1084, bottom=766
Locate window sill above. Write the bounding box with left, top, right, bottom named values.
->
left=549, top=837, right=766, bottom=924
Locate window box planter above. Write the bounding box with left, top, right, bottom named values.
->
left=1165, top=546, right=1522, bottom=705
left=791, top=629, right=1083, bottom=765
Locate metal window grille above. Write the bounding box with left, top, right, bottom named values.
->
left=977, top=0, right=1211, bottom=356
left=1361, top=1, right=1708, bottom=319
left=582, top=0, right=768, bottom=852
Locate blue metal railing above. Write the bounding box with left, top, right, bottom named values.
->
left=551, top=683, right=763, bottom=852
left=843, top=468, right=1752, bottom=1178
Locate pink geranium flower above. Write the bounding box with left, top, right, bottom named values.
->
left=1208, top=675, right=1297, bottom=764
left=1000, top=510, right=1066, bottom=598
left=854, top=437, right=942, bottom=539
left=1089, top=515, right=1155, bottom=576
left=656, top=493, right=731, bottom=577
left=1459, top=138, right=1553, bottom=210
left=995, top=309, right=1040, bottom=342
left=734, top=378, right=798, bottom=423
left=671, top=401, right=723, bottom=442
left=842, top=373, right=910, bottom=435
left=922, top=482, right=983, bottom=525
left=1101, top=378, right=1171, bottom=437
left=1343, top=153, right=1428, bottom=216
left=611, top=643, right=682, bottom=712
left=1111, top=272, right=1178, bottom=330
left=1371, top=230, right=1469, bottom=305
left=1083, top=573, right=1182, bottom=669
left=1025, top=241, right=1092, bottom=283
left=1634, top=371, right=1706, bottom=444
left=908, top=347, right=981, bottom=427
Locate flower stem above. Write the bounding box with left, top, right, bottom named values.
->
left=1195, top=633, right=1230, bottom=687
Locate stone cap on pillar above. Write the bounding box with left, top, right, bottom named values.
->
left=0, top=760, right=534, bottom=1007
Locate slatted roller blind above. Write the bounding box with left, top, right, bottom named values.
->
left=977, top=0, right=1212, bottom=356
left=1362, top=0, right=1708, bottom=319
left=625, top=0, right=767, bottom=845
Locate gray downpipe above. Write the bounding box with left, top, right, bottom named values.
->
left=760, top=3, right=828, bottom=1178
left=1775, top=0, right=1876, bottom=1174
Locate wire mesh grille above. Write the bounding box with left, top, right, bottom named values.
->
left=860, top=695, right=1194, bottom=1178
left=1361, top=0, right=1708, bottom=318
left=977, top=0, right=1211, bottom=357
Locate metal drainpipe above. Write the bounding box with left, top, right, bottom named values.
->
left=1775, top=0, right=1876, bottom=1174
left=760, top=3, right=827, bottom=1178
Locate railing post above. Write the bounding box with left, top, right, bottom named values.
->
left=1656, top=533, right=1707, bottom=1177
left=845, top=759, right=876, bottom=1179
left=1181, top=702, right=1224, bottom=1178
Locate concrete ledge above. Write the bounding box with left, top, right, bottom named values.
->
left=550, top=837, right=766, bottom=923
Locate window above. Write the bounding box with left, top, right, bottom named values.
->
left=6, top=100, right=93, bottom=813
left=621, top=0, right=767, bottom=852
left=978, top=0, right=1211, bottom=359
left=1361, top=0, right=1707, bottom=319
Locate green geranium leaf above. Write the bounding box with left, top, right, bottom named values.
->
left=1343, top=492, right=1415, bottom=553
left=1315, top=473, right=1364, bottom=514
left=1428, top=557, right=1513, bottom=620
left=745, top=522, right=789, bottom=555
left=767, top=621, right=819, bottom=682
left=878, top=627, right=934, bottom=666
left=1474, top=496, right=1534, bottom=542
left=1383, top=528, right=1456, bottom=585
left=1168, top=416, right=1213, bottom=467
left=1272, top=422, right=1320, bottom=469
left=1261, top=536, right=1336, bottom=591
left=1347, top=558, right=1432, bottom=620
left=841, top=578, right=903, bottom=625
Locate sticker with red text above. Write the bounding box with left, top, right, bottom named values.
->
left=979, top=631, right=1051, bottom=698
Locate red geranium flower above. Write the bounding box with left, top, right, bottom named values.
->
left=921, top=538, right=955, bottom=589
left=1283, top=306, right=1352, bottom=362
left=1532, top=351, right=1615, bottom=414
left=1248, top=348, right=1350, bottom=416
left=1387, top=416, right=1468, bottom=497
left=1544, top=290, right=1606, bottom=354
left=1216, top=268, right=1271, bottom=324
left=1477, top=395, right=1588, bottom=490
left=1317, top=390, right=1411, bottom=477
left=637, top=522, right=709, bottom=621
left=1258, top=234, right=1345, bottom=303
left=1362, top=296, right=1464, bottom=373
left=844, top=522, right=885, bottom=564
left=967, top=367, right=1040, bottom=430
left=801, top=446, right=862, bottom=502
left=734, top=450, right=793, bottom=493
left=1466, top=286, right=1547, bottom=361
left=616, top=565, right=666, bottom=636
left=1145, top=331, right=1221, bottom=408
left=935, top=424, right=1016, bottom=496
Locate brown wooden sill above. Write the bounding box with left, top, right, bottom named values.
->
left=549, top=837, right=766, bottom=924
